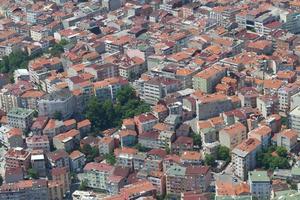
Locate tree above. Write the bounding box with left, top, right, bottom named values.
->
left=116, top=85, right=136, bottom=105
left=28, top=168, right=39, bottom=179
left=217, top=146, right=231, bottom=162
left=205, top=154, right=216, bottom=167
left=79, top=180, right=88, bottom=191
left=191, top=132, right=202, bottom=148
left=53, top=111, right=63, bottom=120
left=0, top=174, right=3, bottom=186
left=105, top=153, right=116, bottom=165
left=276, top=146, right=287, bottom=157
left=80, top=144, right=99, bottom=163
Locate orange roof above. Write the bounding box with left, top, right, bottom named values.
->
left=69, top=150, right=84, bottom=160
left=122, top=118, right=135, bottom=126
left=77, top=119, right=91, bottom=129
left=264, top=79, right=283, bottom=90
left=63, top=119, right=76, bottom=127
left=249, top=125, right=271, bottom=137
left=216, top=181, right=250, bottom=196
left=193, top=65, right=225, bottom=80
left=279, top=129, right=298, bottom=140
left=180, top=151, right=201, bottom=161
left=234, top=138, right=261, bottom=153
left=21, top=90, right=45, bottom=98
left=119, top=129, right=137, bottom=137
left=176, top=68, right=193, bottom=76
left=221, top=122, right=246, bottom=136
left=7, top=128, right=22, bottom=138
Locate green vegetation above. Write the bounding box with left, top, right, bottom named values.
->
left=79, top=180, right=88, bottom=191
left=204, top=154, right=216, bottom=167
left=134, top=143, right=151, bottom=152
left=28, top=168, right=39, bottom=179
left=104, top=153, right=116, bottom=165
left=53, top=111, right=63, bottom=120
left=191, top=132, right=202, bottom=148
left=80, top=144, right=99, bottom=163
left=47, top=39, right=68, bottom=57
left=85, top=85, right=150, bottom=131
left=0, top=50, right=31, bottom=73
left=0, top=174, right=3, bottom=186
left=256, top=146, right=290, bottom=170
left=217, top=146, right=231, bottom=162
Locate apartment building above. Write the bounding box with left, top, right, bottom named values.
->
left=232, top=138, right=261, bottom=180
left=192, top=65, right=226, bottom=93
left=142, top=77, right=182, bottom=105
left=51, top=167, right=70, bottom=195
left=84, top=63, right=119, bottom=81
left=7, top=107, right=35, bottom=131
left=5, top=147, right=31, bottom=171
left=196, top=93, right=233, bottom=120
left=38, top=88, right=76, bottom=120
left=26, top=135, right=50, bottom=151
left=53, top=129, right=80, bottom=152
left=289, top=106, right=300, bottom=133
left=276, top=129, right=298, bottom=152
left=248, top=171, right=271, bottom=200
left=134, top=113, right=158, bottom=134
left=82, top=162, right=113, bottom=191
left=219, top=122, right=247, bottom=150
left=278, top=84, right=299, bottom=113
left=46, top=149, right=70, bottom=170
left=99, top=137, right=115, bottom=155
left=248, top=125, right=272, bottom=149
left=166, top=165, right=211, bottom=195
left=0, top=180, right=49, bottom=200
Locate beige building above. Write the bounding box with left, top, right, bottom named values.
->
left=219, top=122, right=247, bottom=150
left=192, top=65, right=226, bottom=93
left=277, top=129, right=298, bottom=152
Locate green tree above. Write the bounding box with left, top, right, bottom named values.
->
left=79, top=180, right=88, bottom=191
left=191, top=132, right=202, bottom=148
left=205, top=154, right=216, bottom=167
left=28, top=168, right=39, bottom=179
left=53, top=111, right=63, bottom=120
left=217, top=146, right=231, bottom=162
left=80, top=144, right=99, bottom=163
left=276, top=146, right=287, bottom=157
left=105, top=153, right=116, bottom=165
left=0, top=174, right=3, bottom=186
left=116, top=85, right=136, bottom=105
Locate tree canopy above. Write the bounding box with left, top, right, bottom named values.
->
left=217, top=146, right=231, bottom=162
left=256, top=146, right=290, bottom=170
left=205, top=154, right=216, bottom=167
left=85, top=85, right=150, bottom=131
left=80, top=144, right=99, bottom=163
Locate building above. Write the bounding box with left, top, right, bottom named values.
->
left=5, top=147, right=31, bottom=171
left=99, top=136, right=115, bottom=155
left=51, top=167, right=70, bottom=195
left=0, top=180, right=49, bottom=200
left=166, top=165, right=211, bottom=195
left=171, top=136, right=193, bottom=154
left=31, top=152, right=47, bottom=177
left=219, top=122, right=247, bottom=150
left=196, top=93, right=233, bottom=120
left=69, top=150, right=86, bottom=172
left=232, top=138, right=261, bottom=180
left=134, top=113, right=158, bottom=134
left=278, top=84, right=299, bottom=113
left=7, top=128, right=24, bottom=148
left=192, top=65, right=226, bottom=93
left=289, top=106, right=300, bottom=133
left=26, top=135, right=50, bottom=151
left=48, top=180, right=64, bottom=200
left=257, top=95, right=279, bottom=118
left=38, top=89, right=76, bottom=120
left=248, top=171, right=271, bottom=200
left=53, top=129, right=80, bottom=152
left=82, top=162, right=113, bottom=191
left=7, top=107, right=35, bottom=131
left=277, top=129, right=298, bottom=152
left=248, top=125, right=272, bottom=149
left=119, top=129, right=137, bottom=147
left=46, top=149, right=70, bottom=170
left=142, top=77, right=182, bottom=105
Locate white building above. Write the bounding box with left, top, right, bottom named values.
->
left=289, top=106, right=300, bottom=133
left=232, top=138, right=261, bottom=181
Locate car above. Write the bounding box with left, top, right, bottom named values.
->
left=233, top=177, right=238, bottom=182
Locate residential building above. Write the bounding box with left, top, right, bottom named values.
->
left=48, top=180, right=64, bottom=200
left=26, top=135, right=50, bottom=151
left=134, top=113, right=158, bottom=134
left=276, top=129, right=298, bottom=152
left=278, top=84, right=299, bottom=113
left=192, top=65, right=226, bottom=93
left=5, top=147, right=31, bottom=171
left=248, top=171, right=271, bottom=200
left=7, top=107, right=35, bottom=131
left=82, top=162, right=113, bottom=191
left=171, top=136, right=193, bottom=154
left=232, top=138, right=262, bottom=180
left=119, top=129, right=137, bottom=147
left=51, top=167, right=70, bottom=195
left=46, top=149, right=70, bottom=170
left=289, top=106, right=300, bottom=133
left=219, top=122, right=247, bottom=150
left=38, top=89, right=76, bottom=120
left=248, top=125, right=272, bottom=149
left=69, top=150, right=86, bottom=173
left=53, top=129, right=80, bottom=152
left=166, top=165, right=211, bottom=195
left=31, top=152, right=47, bottom=177
left=99, top=137, right=115, bottom=155
left=7, top=128, right=24, bottom=148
